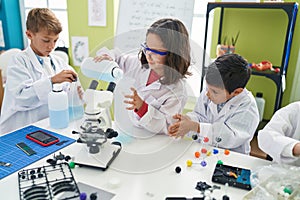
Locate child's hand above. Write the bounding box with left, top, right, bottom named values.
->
left=168, top=114, right=198, bottom=138
left=51, top=70, right=77, bottom=83
left=77, top=85, right=84, bottom=100
left=293, top=142, right=300, bottom=157
left=124, top=87, right=144, bottom=111
left=93, top=54, right=113, bottom=62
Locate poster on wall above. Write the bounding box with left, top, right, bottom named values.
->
left=88, top=0, right=106, bottom=26
left=71, top=36, right=89, bottom=66
left=0, top=20, right=5, bottom=48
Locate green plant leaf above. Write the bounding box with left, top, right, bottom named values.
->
left=222, top=36, right=228, bottom=45
left=232, top=31, right=240, bottom=46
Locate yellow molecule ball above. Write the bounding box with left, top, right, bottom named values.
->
left=186, top=160, right=193, bottom=167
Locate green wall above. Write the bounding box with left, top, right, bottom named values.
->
left=286, top=0, right=300, bottom=105
left=66, top=0, right=115, bottom=89
left=210, top=1, right=300, bottom=120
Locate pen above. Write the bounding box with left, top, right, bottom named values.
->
left=0, top=161, right=12, bottom=167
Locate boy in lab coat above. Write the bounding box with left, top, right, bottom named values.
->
left=258, top=101, right=300, bottom=166
left=168, top=54, right=259, bottom=154
left=0, top=8, right=79, bottom=134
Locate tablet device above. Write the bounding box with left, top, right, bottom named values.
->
left=26, top=130, right=59, bottom=146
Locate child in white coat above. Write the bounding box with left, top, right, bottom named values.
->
left=168, top=54, right=259, bottom=154
left=0, top=8, right=80, bottom=134
left=258, top=101, right=300, bottom=166
left=94, top=18, right=191, bottom=134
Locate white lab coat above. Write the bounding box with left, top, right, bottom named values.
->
left=258, top=101, right=300, bottom=165
left=0, top=46, right=74, bottom=134
left=187, top=88, right=259, bottom=154
left=97, top=48, right=187, bottom=134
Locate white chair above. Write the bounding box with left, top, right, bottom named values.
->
left=52, top=50, right=69, bottom=64
left=0, top=48, right=22, bottom=83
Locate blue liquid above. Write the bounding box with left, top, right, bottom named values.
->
left=82, top=68, right=115, bottom=82
left=69, top=105, right=84, bottom=121
left=49, top=109, right=69, bottom=129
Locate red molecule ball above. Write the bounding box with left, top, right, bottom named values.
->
left=203, top=137, right=209, bottom=143
left=201, top=148, right=207, bottom=154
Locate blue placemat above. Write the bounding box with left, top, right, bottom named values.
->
left=0, top=125, right=76, bottom=180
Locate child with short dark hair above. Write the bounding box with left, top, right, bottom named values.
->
left=168, top=54, right=259, bottom=154
left=0, top=8, right=80, bottom=134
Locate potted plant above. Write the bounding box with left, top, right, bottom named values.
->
left=216, top=31, right=240, bottom=57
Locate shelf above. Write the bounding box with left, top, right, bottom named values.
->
left=202, top=2, right=298, bottom=113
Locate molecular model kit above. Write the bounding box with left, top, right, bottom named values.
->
left=171, top=134, right=252, bottom=200
left=182, top=134, right=231, bottom=169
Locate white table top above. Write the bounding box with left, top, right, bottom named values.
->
left=0, top=118, right=272, bottom=200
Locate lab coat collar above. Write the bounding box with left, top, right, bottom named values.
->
left=36, top=54, right=56, bottom=71
left=24, top=46, right=45, bottom=75
left=208, top=89, right=248, bottom=117
left=208, top=101, right=219, bottom=117
left=217, top=89, right=248, bottom=115
left=138, top=68, right=182, bottom=92
left=140, top=68, right=162, bottom=91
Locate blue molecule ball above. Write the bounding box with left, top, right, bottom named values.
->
left=201, top=160, right=207, bottom=167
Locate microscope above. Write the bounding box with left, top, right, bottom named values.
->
left=78, top=88, right=118, bottom=154
left=71, top=58, right=123, bottom=169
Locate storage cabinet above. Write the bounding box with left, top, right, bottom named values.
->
left=202, top=2, right=298, bottom=114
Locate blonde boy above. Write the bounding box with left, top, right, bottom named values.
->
left=0, top=8, right=78, bottom=134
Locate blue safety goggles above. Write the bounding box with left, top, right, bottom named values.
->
left=140, top=43, right=168, bottom=56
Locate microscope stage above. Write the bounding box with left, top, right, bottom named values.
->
left=72, top=141, right=121, bottom=170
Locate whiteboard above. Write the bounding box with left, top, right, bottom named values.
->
left=115, top=0, right=195, bottom=54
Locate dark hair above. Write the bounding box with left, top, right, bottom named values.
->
left=26, top=8, right=62, bottom=34
left=205, top=54, right=250, bottom=94
left=140, top=18, right=191, bottom=85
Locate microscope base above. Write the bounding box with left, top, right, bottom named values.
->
left=72, top=141, right=121, bottom=170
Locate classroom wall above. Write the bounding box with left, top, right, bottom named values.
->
left=210, top=1, right=300, bottom=120
left=66, top=0, right=300, bottom=118
left=66, top=0, right=115, bottom=89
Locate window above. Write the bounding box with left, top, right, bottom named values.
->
left=185, top=0, right=213, bottom=103
left=21, top=0, right=69, bottom=47
left=191, top=0, right=212, bottom=52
